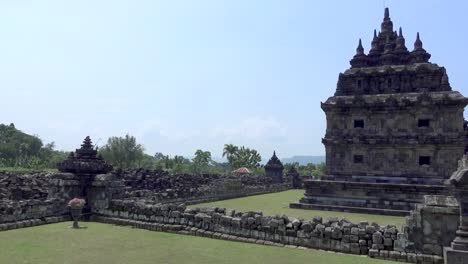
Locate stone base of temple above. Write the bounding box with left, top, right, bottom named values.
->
left=443, top=247, right=468, bottom=264
left=290, top=179, right=448, bottom=216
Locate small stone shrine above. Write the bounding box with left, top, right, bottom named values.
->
left=265, top=151, right=284, bottom=183
left=57, top=136, right=113, bottom=175
left=57, top=136, right=113, bottom=200
left=291, top=8, right=468, bottom=215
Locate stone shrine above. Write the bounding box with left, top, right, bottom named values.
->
left=291, top=8, right=468, bottom=215
left=57, top=136, right=113, bottom=204
left=57, top=136, right=113, bottom=175
left=265, top=151, right=284, bottom=183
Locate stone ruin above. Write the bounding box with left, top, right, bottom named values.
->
left=287, top=165, right=302, bottom=189
left=264, top=151, right=284, bottom=184
left=57, top=136, right=113, bottom=175
left=291, top=7, right=468, bottom=215
left=2, top=136, right=468, bottom=263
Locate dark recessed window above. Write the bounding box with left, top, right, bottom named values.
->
left=388, top=78, right=392, bottom=88
left=354, top=120, right=364, bottom=128
left=418, top=119, right=430, bottom=127
left=354, top=155, right=364, bottom=164
left=357, top=80, right=362, bottom=89
left=419, top=156, right=431, bottom=166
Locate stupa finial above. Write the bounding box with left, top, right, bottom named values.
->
left=356, top=38, right=364, bottom=55
left=414, top=32, right=423, bottom=50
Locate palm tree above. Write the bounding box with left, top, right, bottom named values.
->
left=223, top=144, right=239, bottom=168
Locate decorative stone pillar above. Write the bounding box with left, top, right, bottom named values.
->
left=444, top=155, right=468, bottom=263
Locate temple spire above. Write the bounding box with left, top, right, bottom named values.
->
left=414, top=32, right=423, bottom=50
left=350, top=38, right=368, bottom=68
left=381, top=7, right=394, bottom=34
left=356, top=38, right=364, bottom=55
left=395, top=27, right=407, bottom=51
left=410, top=32, right=431, bottom=63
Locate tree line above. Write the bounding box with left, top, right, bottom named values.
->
left=0, top=123, right=68, bottom=170
left=0, top=123, right=326, bottom=176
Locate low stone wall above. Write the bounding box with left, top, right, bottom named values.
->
left=0, top=215, right=71, bottom=232
left=93, top=202, right=443, bottom=263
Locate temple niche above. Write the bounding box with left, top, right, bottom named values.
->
left=291, top=8, right=468, bottom=215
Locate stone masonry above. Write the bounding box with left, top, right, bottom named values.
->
left=292, top=8, right=467, bottom=214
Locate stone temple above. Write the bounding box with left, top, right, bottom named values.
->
left=291, top=8, right=468, bottom=215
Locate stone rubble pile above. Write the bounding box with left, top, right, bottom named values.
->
left=0, top=171, right=51, bottom=200
left=115, top=169, right=286, bottom=202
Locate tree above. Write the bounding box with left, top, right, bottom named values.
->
left=0, top=123, right=67, bottom=169
left=222, top=144, right=238, bottom=168
left=191, top=149, right=212, bottom=174
left=99, top=134, right=145, bottom=169
left=224, top=144, right=262, bottom=169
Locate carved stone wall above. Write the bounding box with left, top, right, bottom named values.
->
left=323, top=92, right=467, bottom=181
left=321, top=8, right=468, bottom=182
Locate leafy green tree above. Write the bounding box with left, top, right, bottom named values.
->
left=0, top=123, right=43, bottom=167
left=230, top=146, right=262, bottom=169
left=99, top=134, right=145, bottom=169
left=0, top=123, right=67, bottom=169
left=191, top=149, right=212, bottom=174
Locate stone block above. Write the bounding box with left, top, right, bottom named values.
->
left=379, top=250, right=389, bottom=259
left=432, top=255, right=443, bottom=264
left=330, top=239, right=341, bottom=252
left=350, top=243, right=360, bottom=255
left=383, top=237, right=393, bottom=247
left=398, top=252, right=407, bottom=262
left=421, top=254, right=433, bottom=264
left=406, top=253, right=417, bottom=263
left=389, top=251, right=400, bottom=261
left=369, top=249, right=379, bottom=258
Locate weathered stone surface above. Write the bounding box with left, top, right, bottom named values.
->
left=292, top=7, right=467, bottom=216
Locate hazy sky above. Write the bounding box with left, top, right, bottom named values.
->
left=1, top=1, right=467, bottom=159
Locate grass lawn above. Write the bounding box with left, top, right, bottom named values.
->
left=190, top=190, right=405, bottom=227
left=0, top=222, right=398, bottom=264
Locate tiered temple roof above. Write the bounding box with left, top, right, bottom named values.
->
left=350, top=8, right=431, bottom=68
left=334, top=8, right=451, bottom=97
left=57, top=136, right=113, bottom=174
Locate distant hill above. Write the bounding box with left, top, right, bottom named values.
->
left=281, top=155, right=325, bottom=165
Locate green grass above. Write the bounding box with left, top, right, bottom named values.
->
left=190, top=190, right=405, bottom=227
left=0, top=222, right=398, bottom=264
left=0, top=167, right=58, bottom=173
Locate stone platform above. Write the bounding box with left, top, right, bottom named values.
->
left=290, top=179, right=448, bottom=216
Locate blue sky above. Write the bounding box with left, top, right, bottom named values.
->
left=1, top=1, right=467, bottom=159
